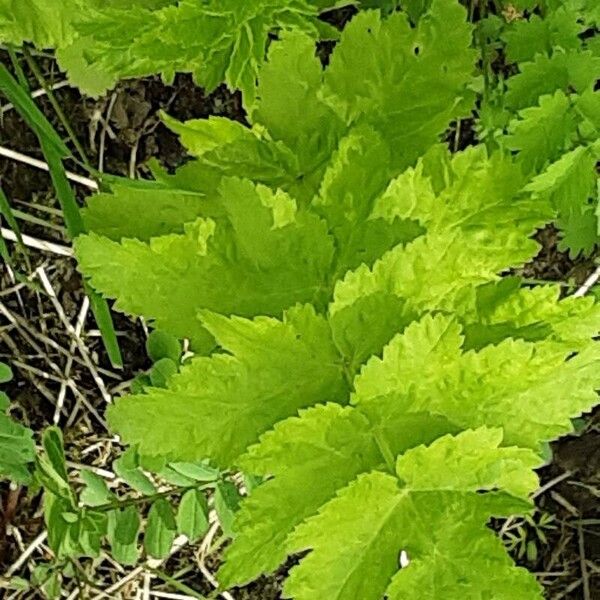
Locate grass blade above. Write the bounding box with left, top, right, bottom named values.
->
left=41, top=139, right=84, bottom=237
left=23, top=48, right=92, bottom=169
left=0, top=64, right=68, bottom=157
left=42, top=140, right=123, bottom=367
left=87, top=284, right=123, bottom=368
left=0, top=225, right=12, bottom=267
left=0, top=184, right=30, bottom=268
left=0, top=64, right=122, bottom=366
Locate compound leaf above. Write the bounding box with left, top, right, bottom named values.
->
left=108, top=306, right=347, bottom=466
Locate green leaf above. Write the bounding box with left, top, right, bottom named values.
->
left=82, top=181, right=207, bottom=242
left=251, top=30, right=343, bottom=176
left=395, top=428, right=541, bottom=499
left=329, top=293, right=416, bottom=376
left=41, top=571, right=62, bottom=600
left=504, top=91, right=577, bottom=173
left=458, top=277, right=600, bottom=351
left=149, top=358, right=178, bottom=388
left=0, top=401, right=35, bottom=484
left=0, top=363, right=11, bottom=388
left=76, top=178, right=335, bottom=348
left=214, top=481, right=242, bottom=538
left=108, top=506, right=140, bottom=565
left=55, top=37, right=116, bottom=97
left=113, top=447, right=156, bottom=496
left=108, top=306, right=347, bottom=466
left=80, top=470, right=113, bottom=507
left=502, top=7, right=582, bottom=64
left=68, top=0, right=321, bottom=100
left=42, top=427, right=69, bottom=483
left=505, top=50, right=600, bottom=111
left=283, top=430, right=541, bottom=600
left=44, top=492, right=107, bottom=560
left=176, top=490, right=209, bottom=542
left=575, top=89, right=600, bottom=143
left=353, top=313, right=600, bottom=451
left=313, top=125, right=423, bottom=278
left=524, top=145, right=597, bottom=256
left=3, top=576, right=30, bottom=591
left=0, top=0, right=82, bottom=48
left=0, top=65, right=68, bottom=158
left=44, top=494, right=71, bottom=557
left=146, top=330, right=182, bottom=363
left=161, top=113, right=254, bottom=158
left=323, top=1, right=477, bottom=169
left=219, top=404, right=378, bottom=585
left=169, top=461, right=220, bottom=482
left=145, top=498, right=177, bottom=559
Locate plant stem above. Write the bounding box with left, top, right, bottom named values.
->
left=6, top=46, right=29, bottom=90
left=93, top=482, right=215, bottom=513
left=146, top=566, right=207, bottom=600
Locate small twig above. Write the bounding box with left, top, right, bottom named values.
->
left=3, top=530, right=47, bottom=576
left=91, top=536, right=190, bottom=600
left=0, top=80, right=70, bottom=114
left=66, top=461, right=116, bottom=481
left=55, top=296, right=90, bottom=424
left=1, top=227, right=72, bottom=256
left=98, top=92, right=118, bottom=173
left=0, top=295, right=119, bottom=380
left=552, top=577, right=583, bottom=599
left=532, top=471, right=574, bottom=500
left=129, top=137, right=140, bottom=179
left=196, top=563, right=234, bottom=600
left=500, top=470, right=573, bottom=537
left=0, top=329, right=69, bottom=413
left=36, top=266, right=112, bottom=404
left=578, top=522, right=591, bottom=600
left=573, top=265, right=600, bottom=297
left=22, top=47, right=92, bottom=169
left=144, top=572, right=152, bottom=600
left=196, top=521, right=235, bottom=600
left=0, top=145, right=98, bottom=190
left=549, top=491, right=579, bottom=517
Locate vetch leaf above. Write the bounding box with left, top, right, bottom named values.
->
left=80, top=470, right=113, bottom=507
left=145, top=498, right=177, bottom=559
left=215, top=481, right=242, bottom=538
left=108, top=506, right=140, bottom=565
left=176, top=490, right=209, bottom=542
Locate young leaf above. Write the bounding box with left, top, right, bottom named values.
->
left=80, top=470, right=113, bottom=507
left=169, top=461, right=219, bottom=482
left=0, top=411, right=35, bottom=485
left=83, top=182, right=207, bottom=242
left=108, top=506, right=141, bottom=566
left=64, top=0, right=324, bottom=100
left=145, top=498, right=177, bottom=559
left=323, top=1, right=477, bottom=169
left=214, top=481, right=242, bottom=538
left=146, top=330, right=182, bottom=363
left=504, top=91, right=576, bottom=173
left=42, top=428, right=69, bottom=483
left=113, top=447, right=156, bottom=496
left=176, top=490, right=209, bottom=542
left=149, top=358, right=178, bottom=388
